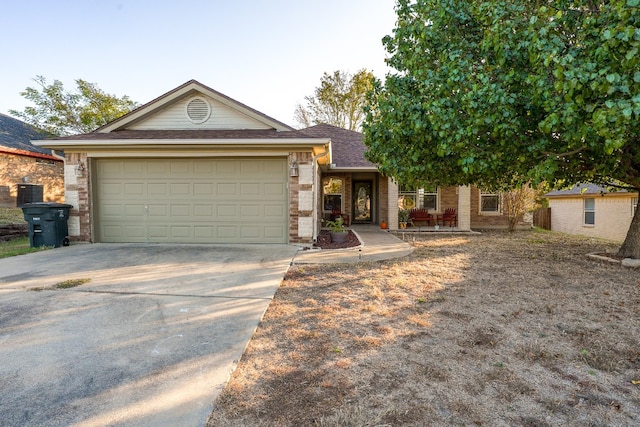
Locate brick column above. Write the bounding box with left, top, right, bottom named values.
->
left=387, top=179, right=398, bottom=231
left=457, top=185, right=471, bottom=230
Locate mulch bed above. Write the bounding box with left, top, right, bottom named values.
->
left=314, top=230, right=361, bottom=249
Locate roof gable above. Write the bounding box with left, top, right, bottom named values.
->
left=301, top=124, right=376, bottom=169
left=97, top=80, right=294, bottom=133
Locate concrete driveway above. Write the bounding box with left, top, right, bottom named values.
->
left=0, top=243, right=297, bottom=427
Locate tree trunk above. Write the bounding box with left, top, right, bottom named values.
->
left=617, top=203, right=640, bottom=259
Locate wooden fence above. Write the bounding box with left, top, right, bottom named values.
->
left=533, top=207, right=551, bottom=230
left=0, top=223, right=28, bottom=241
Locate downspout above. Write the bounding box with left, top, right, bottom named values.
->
left=312, top=144, right=330, bottom=243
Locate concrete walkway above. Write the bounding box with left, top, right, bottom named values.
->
left=292, top=225, right=414, bottom=264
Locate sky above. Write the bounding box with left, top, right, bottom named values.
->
left=1, top=0, right=397, bottom=128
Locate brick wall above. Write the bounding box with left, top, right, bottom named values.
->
left=289, top=151, right=314, bottom=244
left=549, top=195, right=635, bottom=242
left=0, top=186, right=11, bottom=207
left=0, top=153, right=64, bottom=206
left=63, top=153, right=91, bottom=242
left=469, top=187, right=532, bottom=230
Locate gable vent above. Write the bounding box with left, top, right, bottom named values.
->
left=186, top=97, right=211, bottom=124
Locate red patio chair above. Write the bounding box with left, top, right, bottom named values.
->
left=438, top=208, right=457, bottom=227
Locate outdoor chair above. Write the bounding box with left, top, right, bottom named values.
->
left=438, top=208, right=458, bottom=227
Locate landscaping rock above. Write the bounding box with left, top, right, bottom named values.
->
left=621, top=258, right=640, bottom=268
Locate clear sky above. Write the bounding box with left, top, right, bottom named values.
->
left=1, top=0, right=397, bottom=128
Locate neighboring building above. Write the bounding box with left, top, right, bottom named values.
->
left=0, top=113, right=64, bottom=207
left=36, top=80, right=527, bottom=245
left=546, top=183, right=638, bottom=242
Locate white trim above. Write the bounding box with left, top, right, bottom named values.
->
left=583, top=197, right=596, bottom=225
left=33, top=138, right=330, bottom=148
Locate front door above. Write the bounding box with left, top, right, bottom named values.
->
left=353, top=181, right=372, bottom=223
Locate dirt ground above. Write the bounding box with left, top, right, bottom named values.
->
left=207, top=230, right=640, bottom=426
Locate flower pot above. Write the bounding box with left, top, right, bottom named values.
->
left=330, top=231, right=348, bottom=243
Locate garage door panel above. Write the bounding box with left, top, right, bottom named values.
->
left=124, top=183, right=144, bottom=196
left=265, top=226, right=286, bottom=239
left=171, top=205, right=191, bottom=216
left=194, top=205, right=214, bottom=217
left=194, top=183, right=214, bottom=195
left=240, top=226, right=260, bottom=239
left=264, top=204, right=285, bottom=218
left=96, top=158, right=287, bottom=243
left=101, top=183, right=122, bottom=195
left=123, top=161, right=147, bottom=176
left=167, top=182, right=189, bottom=196
left=148, top=183, right=167, bottom=195
left=217, top=183, right=236, bottom=196
left=240, top=183, right=260, bottom=196
left=217, top=205, right=237, bottom=218
left=217, top=226, right=237, bottom=239
left=124, top=204, right=146, bottom=216
left=264, top=183, right=285, bottom=196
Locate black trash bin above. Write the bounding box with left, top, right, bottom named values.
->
left=21, top=202, right=73, bottom=248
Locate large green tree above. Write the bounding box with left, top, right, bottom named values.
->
left=364, top=0, right=640, bottom=258
left=295, top=69, right=376, bottom=131
left=10, top=76, right=138, bottom=136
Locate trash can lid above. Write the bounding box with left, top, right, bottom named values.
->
left=20, top=202, right=73, bottom=208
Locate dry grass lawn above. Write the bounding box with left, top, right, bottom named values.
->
left=208, top=230, right=640, bottom=426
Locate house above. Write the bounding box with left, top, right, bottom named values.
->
left=546, top=183, right=638, bottom=242
left=0, top=113, right=64, bottom=207
left=35, top=80, right=526, bottom=245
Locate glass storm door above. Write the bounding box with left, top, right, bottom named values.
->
left=353, top=181, right=372, bottom=223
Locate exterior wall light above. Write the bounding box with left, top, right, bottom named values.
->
left=289, top=161, right=299, bottom=177
left=75, top=161, right=86, bottom=177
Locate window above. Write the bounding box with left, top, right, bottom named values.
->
left=323, top=177, right=343, bottom=212
left=584, top=198, right=595, bottom=225
left=633, top=198, right=638, bottom=217
left=398, top=185, right=438, bottom=211
left=480, top=193, right=500, bottom=213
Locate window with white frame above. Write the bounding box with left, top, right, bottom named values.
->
left=398, top=185, right=438, bottom=211
left=633, top=197, right=638, bottom=216
left=480, top=192, right=500, bottom=213
left=584, top=198, right=595, bottom=225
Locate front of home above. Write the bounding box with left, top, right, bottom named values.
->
left=37, top=80, right=525, bottom=245
left=546, top=184, right=638, bottom=242
left=0, top=113, right=64, bottom=207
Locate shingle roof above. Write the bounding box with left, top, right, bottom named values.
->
left=46, top=128, right=316, bottom=141
left=546, top=183, right=635, bottom=197
left=0, top=113, right=55, bottom=156
left=300, top=124, right=376, bottom=169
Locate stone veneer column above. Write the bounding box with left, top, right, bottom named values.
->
left=457, top=185, right=471, bottom=231
left=387, top=179, right=399, bottom=231
left=64, top=153, right=91, bottom=242
left=288, top=152, right=314, bottom=244
left=297, top=162, right=314, bottom=239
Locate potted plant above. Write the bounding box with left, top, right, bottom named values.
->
left=398, top=209, right=410, bottom=229
left=325, top=217, right=349, bottom=243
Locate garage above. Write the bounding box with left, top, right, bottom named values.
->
left=95, top=158, right=288, bottom=243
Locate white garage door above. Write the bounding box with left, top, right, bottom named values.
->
left=95, top=158, right=288, bottom=243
